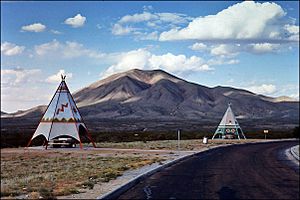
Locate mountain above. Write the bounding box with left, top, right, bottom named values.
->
left=1, top=69, right=299, bottom=131
left=71, top=69, right=298, bottom=120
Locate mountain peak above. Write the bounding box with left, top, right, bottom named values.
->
left=87, top=69, right=184, bottom=90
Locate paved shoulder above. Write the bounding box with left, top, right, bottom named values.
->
left=116, top=141, right=299, bottom=200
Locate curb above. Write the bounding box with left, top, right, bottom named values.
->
left=290, top=145, right=299, bottom=161
left=97, top=144, right=233, bottom=200
left=97, top=139, right=297, bottom=199
left=97, top=152, right=198, bottom=199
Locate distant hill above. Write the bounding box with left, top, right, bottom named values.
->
left=1, top=69, right=299, bottom=132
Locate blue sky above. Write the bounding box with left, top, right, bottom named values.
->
left=1, top=1, right=299, bottom=112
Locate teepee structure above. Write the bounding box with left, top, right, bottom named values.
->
left=27, top=75, right=96, bottom=149
left=212, top=103, right=246, bottom=140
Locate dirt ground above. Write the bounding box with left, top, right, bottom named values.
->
left=1, top=139, right=270, bottom=199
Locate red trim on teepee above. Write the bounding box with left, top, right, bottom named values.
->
left=64, top=83, right=97, bottom=148
left=65, top=90, right=83, bottom=149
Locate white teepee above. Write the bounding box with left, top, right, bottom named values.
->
left=27, top=75, right=96, bottom=149
left=212, top=103, right=246, bottom=140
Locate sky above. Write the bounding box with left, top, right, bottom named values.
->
left=1, top=1, right=299, bottom=113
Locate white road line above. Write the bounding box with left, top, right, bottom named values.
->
left=143, top=185, right=152, bottom=199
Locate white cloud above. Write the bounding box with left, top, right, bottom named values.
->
left=112, top=10, right=192, bottom=40
left=102, top=49, right=213, bottom=78
left=1, top=68, right=56, bottom=112
left=21, top=23, right=46, bottom=32
left=159, top=1, right=289, bottom=41
left=103, top=49, right=151, bottom=76
left=64, top=14, right=86, bottom=28
left=226, top=59, right=240, bottom=65
left=190, top=42, right=282, bottom=56
left=119, top=12, right=157, bottom=24
left=284, top=24, right=299, bottom=41
left=46, top=69, right=73, bottom=83
left=156, top=13, right=192, bottom=24
left=51, top=29, right=62, bottom=34
left=136, top=31, right=159, bottom=41
left=1, top=67, right=41, bottom=87
left=35, top=40, right=60, bottom=56
left=34, top=40, right=105, bottom=59
left=118, top=11, right=191, bottom=25
left=112, top=24, right=137, bottom=35
left=189, top=43, right=207, bottom=51
left=1, top=42, right=25, bottom=56
left=284, top=24, right=299, bottom=34
left=210, top=44, right=239, bottom=57
left=249, top=43, right=280, bottom=54
left=143, top=5, right=153, bottom=11
left=150, top=53, right=212, bottom=73
left=247, top=84, right=277, bottom=95
left=289, top=93, right=299, bottom=101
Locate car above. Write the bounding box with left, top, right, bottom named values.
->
left=50, top=137, right=77, bottom=148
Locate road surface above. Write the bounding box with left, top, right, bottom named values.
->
left=116, top=141, right=299, bottom=199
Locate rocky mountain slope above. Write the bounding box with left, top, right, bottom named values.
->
left=1, top=69, right=299, bottom=131
left=71, top=69, right=298, bottom=120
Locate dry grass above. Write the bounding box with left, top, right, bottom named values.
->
left=96, top=139, right=265, bottom=151
left=1, top=149, right=163, bottom=199
left=1, top=139, right=266, bottom=199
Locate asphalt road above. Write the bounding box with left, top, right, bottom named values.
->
left=116, top=141, right=299, bottom=199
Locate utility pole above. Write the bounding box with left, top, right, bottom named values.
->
left=177, top=129, right=181, bottom=154
left=264, top=130, right=269, bottom=140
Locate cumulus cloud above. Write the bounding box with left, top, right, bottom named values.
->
left=1, top=67, right=55, bottom=112
left=159, top=1, right=293, bottom=42
left=249, top=43, right=280, bottom=54
left=190, top=42, right=282, bottom=56
left=1, top=42, right=25, bottom=56
left=102, top=49, right=213, bottom=78
left=46, top=69, right=73, bottom=83
left=119, top=12, right=157, bottom=24
left=112, top=24, right=137, bottom=35
left=1, top=67, right=41, bottom=87
left=34, top=40, right=104, bottom=59
left=112, top=10, right=192, bottom=40
left=64, top=14, right=86, bottom=28
left=210, top=44, right=239, bottom=57
left=118, top=11, right=191, bottom=25
left=189, top=43, right=208, bottom=51
left=247, top=84, right=277, bottom=95
left=284, top=24, right=299, bottom=41
left=21, top=23, right=46, bottom=32
left=35, top=40, right=60, bottom=56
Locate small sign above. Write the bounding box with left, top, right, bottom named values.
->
left=263, top=130, right=269, bottom=134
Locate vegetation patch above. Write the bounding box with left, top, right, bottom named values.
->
left=1, top=150, right=162, bottom=198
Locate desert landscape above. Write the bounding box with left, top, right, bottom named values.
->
left=1, top=1, right=299, bottom=199
left=1, top=139, right=274, bottom=199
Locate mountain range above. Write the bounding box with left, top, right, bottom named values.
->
left=1, top=69, right=299, bottom=132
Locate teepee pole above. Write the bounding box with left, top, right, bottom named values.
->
left=46, top=82, right=63, bottom=149
left=86, top=131, right=97, bottom=148
left=212, top=132, right=217, bottom=140
left=25, top=138, right=32, bottom=149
